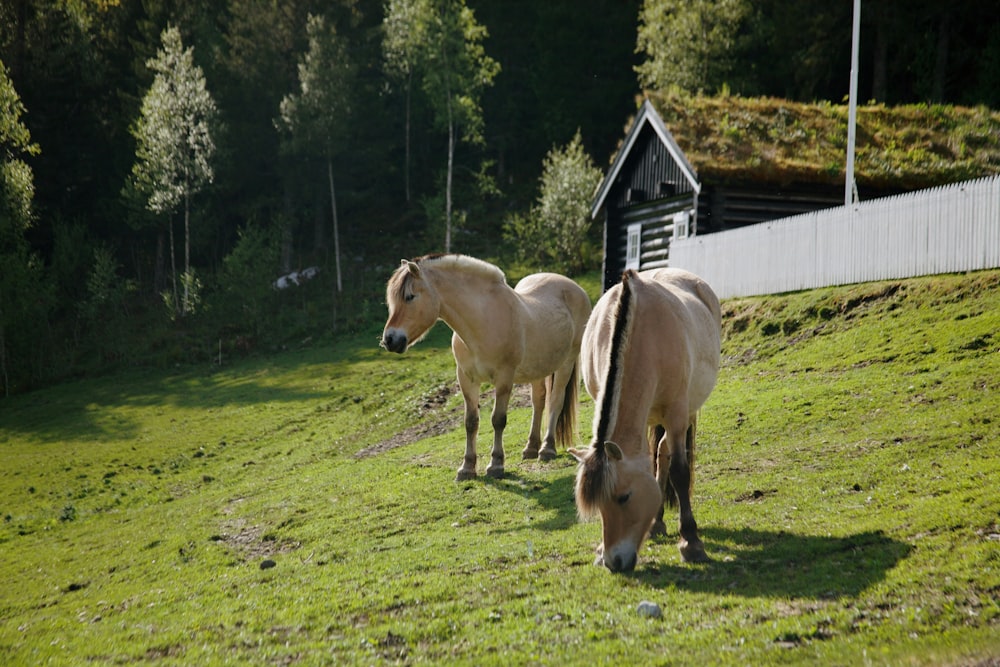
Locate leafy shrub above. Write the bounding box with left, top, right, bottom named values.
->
left=504, top=130, right=602, bottom=273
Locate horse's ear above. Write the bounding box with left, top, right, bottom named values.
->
left=567, top=447, right=586, bottom=462
left=404, top=260, right=420, bottom=277
left=604, top=441, right=624, bottom=461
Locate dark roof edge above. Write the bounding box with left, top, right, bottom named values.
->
left=590, top=99, right=701, bottom=220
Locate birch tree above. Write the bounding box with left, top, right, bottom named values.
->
left=636, top=0, right=754, bottom=94
left=127, top=25, right=218, bottom=317
left=278, top=13, right=355, bottom=293
left=383, top=0, right=499, bottom=251
left=383, top=0, right=425, bottom=204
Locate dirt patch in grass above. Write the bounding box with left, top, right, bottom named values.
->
left=212, top=517, right=300, bottom=560
left=355, top=384, right=533, bottom=458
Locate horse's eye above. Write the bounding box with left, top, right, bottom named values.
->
left=616, top=491, right=632, bottom=505
left=404, top=293, right=416, bottom=302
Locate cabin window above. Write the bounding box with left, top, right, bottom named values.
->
left=673, top=211, right=690, bottom=240
left=626, top=223, right=642, bottom=270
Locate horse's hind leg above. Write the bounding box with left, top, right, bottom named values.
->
left=537, top=369, right=569, bottom=462
left=521, top=380, right=545, bottom=460
left=486, top=379, right=513, bottom=479
left=456, top=370, right=480, bottom=481
left=670, top=419, right=709, bottom=562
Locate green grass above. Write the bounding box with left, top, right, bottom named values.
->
left=1, top=270, right=998, bottom=665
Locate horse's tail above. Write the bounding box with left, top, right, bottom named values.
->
left=553, top=361, right=579, bottom=449
left=657, top=417, right=696, bottom=509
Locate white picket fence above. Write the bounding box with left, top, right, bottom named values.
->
left=669, top=175, right=1000, bottom=299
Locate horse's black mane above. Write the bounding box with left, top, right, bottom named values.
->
left=577, top=270, right=637, bottom=515
left=595, top=269, right=636, bottom=445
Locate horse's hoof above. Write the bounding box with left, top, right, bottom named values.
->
left=485, top=465, right=505, bottom=479
left=679, top=540, right=711, bottom=563
left=455, top=469, right=477, bottom=481
left=521, top=448, right=539, bottom=460
left=537, top=447, right=557, bottom=462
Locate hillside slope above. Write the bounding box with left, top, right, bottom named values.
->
left=0, top=270, right=997, bottom=665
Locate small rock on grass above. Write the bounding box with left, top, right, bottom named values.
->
left=636, top=600, right=662, bottom=619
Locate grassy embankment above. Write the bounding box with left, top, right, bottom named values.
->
left=1, top=269, right=998, bottom=665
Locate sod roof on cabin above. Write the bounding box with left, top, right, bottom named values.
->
left=642, top=90, right=1000, bottom=190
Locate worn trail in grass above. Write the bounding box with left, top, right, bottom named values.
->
left=1, top=271, right=998, bottom=665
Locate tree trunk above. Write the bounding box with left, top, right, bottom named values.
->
left=445, top=93, right=454, bottom=253
left=0, top=305, right=8, bottom=398
left=154, top=231, right=166, bottom=295
left=328, top=157, right=342, bottom=293
left=871, top=4, right=892, bottom=102
left=281, top=175, right=294, bottom=274
left=441, top=30, right=454, bottom=254
left=182, top=189, right=191, bottom=315
left=872, top=14, right=888, bottom=102
left=405, top=70, right=412, bottom=204
left=168, top=217, right=178, bottom=316
left=313, top=186, right=326, bottom=252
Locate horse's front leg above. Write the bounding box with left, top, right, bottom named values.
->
left=650, top=425, right=669, bottom=538
left=486, top=378, right=513, bottom=479
left=670, top=419, right=709, bottom=563
left=456, top=370, right=480, bottom=481
left=520, top=380, right=545, bottom=460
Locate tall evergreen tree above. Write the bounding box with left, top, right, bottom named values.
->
left=126, top=25, right=218, bottom=317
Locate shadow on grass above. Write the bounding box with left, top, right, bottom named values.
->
left=1, top=325, right=457, bottom=446
left=480, top=468, right=580, bottom=532
left=633, top=526, right=913, bottom=599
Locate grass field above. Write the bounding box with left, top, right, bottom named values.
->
left=1, top=270, right=998, bottom=665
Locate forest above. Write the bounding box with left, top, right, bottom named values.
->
left=2, top=0, right=999, bottom=396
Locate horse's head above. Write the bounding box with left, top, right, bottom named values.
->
left=381, top=259, right=440, bottom=353
left=570, top=441, right=662, bottom=572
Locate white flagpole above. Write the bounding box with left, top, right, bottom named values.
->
left=846, top=0, right=861, bottom=206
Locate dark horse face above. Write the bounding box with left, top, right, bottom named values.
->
left=571, top=441, right=662, bottom=573
left=381, top=260, right=439, bottom=354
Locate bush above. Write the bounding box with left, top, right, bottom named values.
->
left=211, top=221, right=282, bottom=347
left=504, top=130, right=602, bottom=273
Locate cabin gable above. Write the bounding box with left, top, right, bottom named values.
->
left=592, top=100, right=699, bottom=290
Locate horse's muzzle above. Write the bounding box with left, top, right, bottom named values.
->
left=381, top=330, right=407, bottom=354
left=606, top=551, right=637, bottom=573
left=600, top=545, right=637, bottom=573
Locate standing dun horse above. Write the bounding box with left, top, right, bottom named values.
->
left=569, top=268, right=721, bottom=572
left=381, top=254, right=592, bottom=481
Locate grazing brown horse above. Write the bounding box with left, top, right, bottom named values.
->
left=381, top=254, right=592, bottom=481
left=569, top=268, right=721, bottom=572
